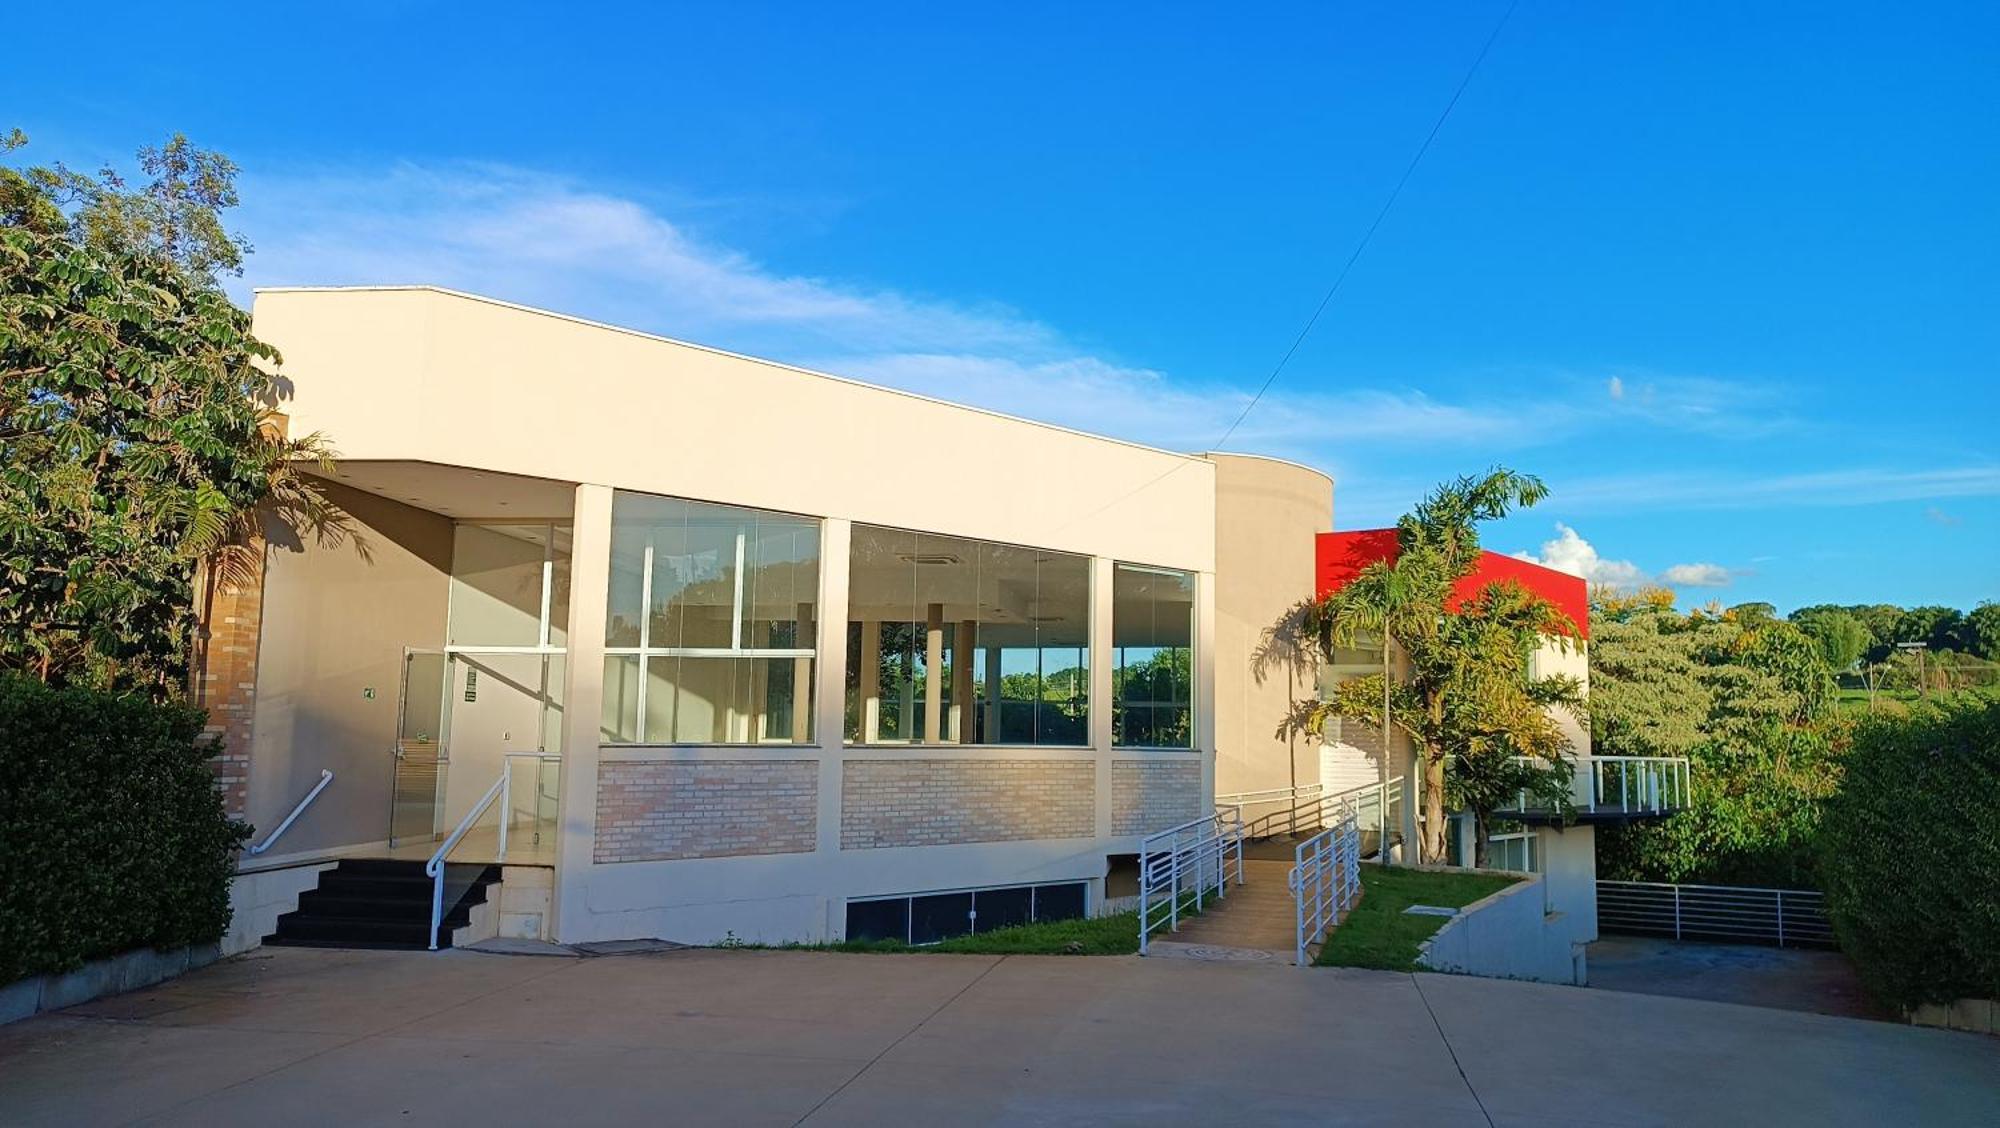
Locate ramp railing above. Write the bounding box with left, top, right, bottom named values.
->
left=1288, top=804, right=1362, bottom=966
left=1137, top=806, right=1245, bottom=955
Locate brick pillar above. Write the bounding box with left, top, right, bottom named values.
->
left=195, top=544, right=268, bottom=821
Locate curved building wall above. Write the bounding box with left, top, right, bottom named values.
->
left=1205, top=453, right=1333, bottom=802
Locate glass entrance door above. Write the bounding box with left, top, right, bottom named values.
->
left=390, top=648, right=451, bottom=847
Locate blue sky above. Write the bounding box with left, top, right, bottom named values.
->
left=9, top=1, right=1996, bottom=612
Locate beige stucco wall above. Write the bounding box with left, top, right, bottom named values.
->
left=255, top=287, right=1216, bottom=573
left=245, top=482, right=453, bottom=859
left=1205, top=453, right=1332, bottom=801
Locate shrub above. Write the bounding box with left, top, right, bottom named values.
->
left=0, top=675, right=249, bottom=983
left=1817, top=693, right=2000, bottom=1011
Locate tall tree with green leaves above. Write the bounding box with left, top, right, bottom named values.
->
left=0, top=131, right=352, bottom=697
left=1305, top=469, right=1584, bottom=864
left=1594, top=591, right=1844, bottom=885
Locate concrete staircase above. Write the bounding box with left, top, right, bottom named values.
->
left=264, top=859, right=501, bottom=950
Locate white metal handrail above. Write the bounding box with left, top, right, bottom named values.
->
left=246, top=769, right=334, bottom=856
left=426, top=761, right=511, bottom=951
left=1241, top=777, right=1403, bottom=852
left=1503, top=755, right=1690, bottom=816
left=1288, top=804, right=1362, bottom=966
left=1136, top=806, right=1245, bottom=955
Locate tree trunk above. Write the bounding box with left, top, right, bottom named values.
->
left=1421, top=748, right=1448, bottom=863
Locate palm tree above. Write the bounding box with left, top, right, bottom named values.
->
left=1307, top=469, right=1581, bottom=864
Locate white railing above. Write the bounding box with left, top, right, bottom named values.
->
left=1239, top=777, right=1404, bottom=858
left=1216, top=783, right=1325, bottom=835
left=1504, top=755, right=1690, bottom=817
left=1288, top=805, right=1362, bottom=966
left=427, top=761, right=511, bottom=951
left=246, top=769, right=334, bottom=856
left=1137, top=807, right=1245, bottom=955
left=1598, top=880, right=1834, bottom=948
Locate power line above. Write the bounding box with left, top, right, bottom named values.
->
left=1212, top=0, right=1520, bottom=451
left=1051, top=1, right=1520, bottom=535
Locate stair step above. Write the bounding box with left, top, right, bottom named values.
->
left=266, top=915, right=444, bottom=946
left=296, top=888, right=490, bottom=920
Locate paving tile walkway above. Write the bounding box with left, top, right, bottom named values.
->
left=1148, top=858, right=1300, bottom=957
left=4, top=942, right=1995, bottom=1125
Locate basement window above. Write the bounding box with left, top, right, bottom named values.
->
left=844, top=882, right=1088, bottom=945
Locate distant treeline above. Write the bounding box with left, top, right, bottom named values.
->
left=1727, top=601, right=2000, bottom=670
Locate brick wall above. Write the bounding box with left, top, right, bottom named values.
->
left=595, top=759, right=818, bottom=863
left=196, top=549, right=267, bottom=820
left=841, top=759, right=1095, bottom=849
left=1110, top=758, right=1203, bottom=836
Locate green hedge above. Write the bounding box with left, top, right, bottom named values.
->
left=1818, top=693, right=2000, bottom=1011
left=0, top=675, right=249, bottom=983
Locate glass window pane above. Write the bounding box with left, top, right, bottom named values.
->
left=448, top=524, right=550, bottom=647
left=1113, top=564, right=1195, bottom=748
left=846, top=526, right=1087, bottom=746
left=600, top=655, right=641, bottom=744
left=603, top=491, right=820, bottom=745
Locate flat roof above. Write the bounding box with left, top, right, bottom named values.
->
left=255, top=284, right=1219, bottom=468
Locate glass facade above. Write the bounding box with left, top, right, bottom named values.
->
left=844, top=526, right=1089, bottom=745
left=601, top=492, right=820, bottom=744
left=1111, top=563, right=1196, bottom=748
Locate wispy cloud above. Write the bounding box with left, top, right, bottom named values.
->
left=1515, top=523, right=1739, bottom=592
left=1546, top=466, right=2000, bottom=513
left=227, top=160, right=2000, bottom=533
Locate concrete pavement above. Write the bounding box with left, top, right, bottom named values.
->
left=0, top=945, right=1992, bottom=1126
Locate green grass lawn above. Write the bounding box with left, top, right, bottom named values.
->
left=1313, top=867, right=1520, bottom=971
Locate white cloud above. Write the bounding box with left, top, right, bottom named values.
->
left=1516, top=525, right=1738, bottom=592
left=227, top=160, right=1817, bottom=480
left=1659, top=562, right=1733, bottom=588
left=1514, top=524, right=1649, bottom=590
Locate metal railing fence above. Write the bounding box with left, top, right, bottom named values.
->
left=1288, top=805, right=1362, bottom=966
left=1597, top=880, right=1835, bottom=949
left=1501, top=755, right=1691, bottom=817
left=1137, top=807, right=1245, bottom=954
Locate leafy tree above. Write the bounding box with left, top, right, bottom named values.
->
left=1895, top=605, right=1965, bottom=653
left=1593, top=595, right=1845, bottom=885
left=1967, top=601, right=2000, bottom=661
left=1797, top=610, right=1868, bottom=671
left=1305, top=469, right=1583, bottom=864
left=0, top=132, right=351, bottom=697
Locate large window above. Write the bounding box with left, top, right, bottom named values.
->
left=1112, top=563, right=1195, bottom=748
left=845, top=527, right=1089, bottom=746
left=601, top=493, right=820, bottom=744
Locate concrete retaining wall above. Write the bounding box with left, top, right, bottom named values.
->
left=3, top=861, right=331, bottom=1027
left=1909, top=998, right=1999, bottom=1035
left=1418, top=871, right=1584, bottom=986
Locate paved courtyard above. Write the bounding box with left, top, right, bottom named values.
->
left=1, top=945, right=1993, bottom=1126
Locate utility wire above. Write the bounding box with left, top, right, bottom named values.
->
left=1051, top=1, right=1520, bottom=535
left=1212, top=0, right=1520, bottom=451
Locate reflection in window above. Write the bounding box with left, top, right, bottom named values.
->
left=845, top=527, right=1088, bottom=746
left=601, top=492, right=819, bottom=744
left=1112, top=564, right=1195, bottom=748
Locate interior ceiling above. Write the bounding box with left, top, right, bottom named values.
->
left=314, top=461, right=577, bottom=520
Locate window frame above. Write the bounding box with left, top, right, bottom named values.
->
left=601, top=494, right=821, bottom=747
left=1109, top=561, right=1198, bottom=751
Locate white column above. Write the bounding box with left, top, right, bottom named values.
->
left=1195, top=569, right=1219, bottom=805
left=923, top=602, right=944, bottom=743
left=814, top=518, right=851, bottom=856
left=1090, top=556, right=1115, bottom=838
left=551, top=483, right=613, bottom=943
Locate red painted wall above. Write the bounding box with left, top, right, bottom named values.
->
left=1314, top=530, right=1590, bottom=639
